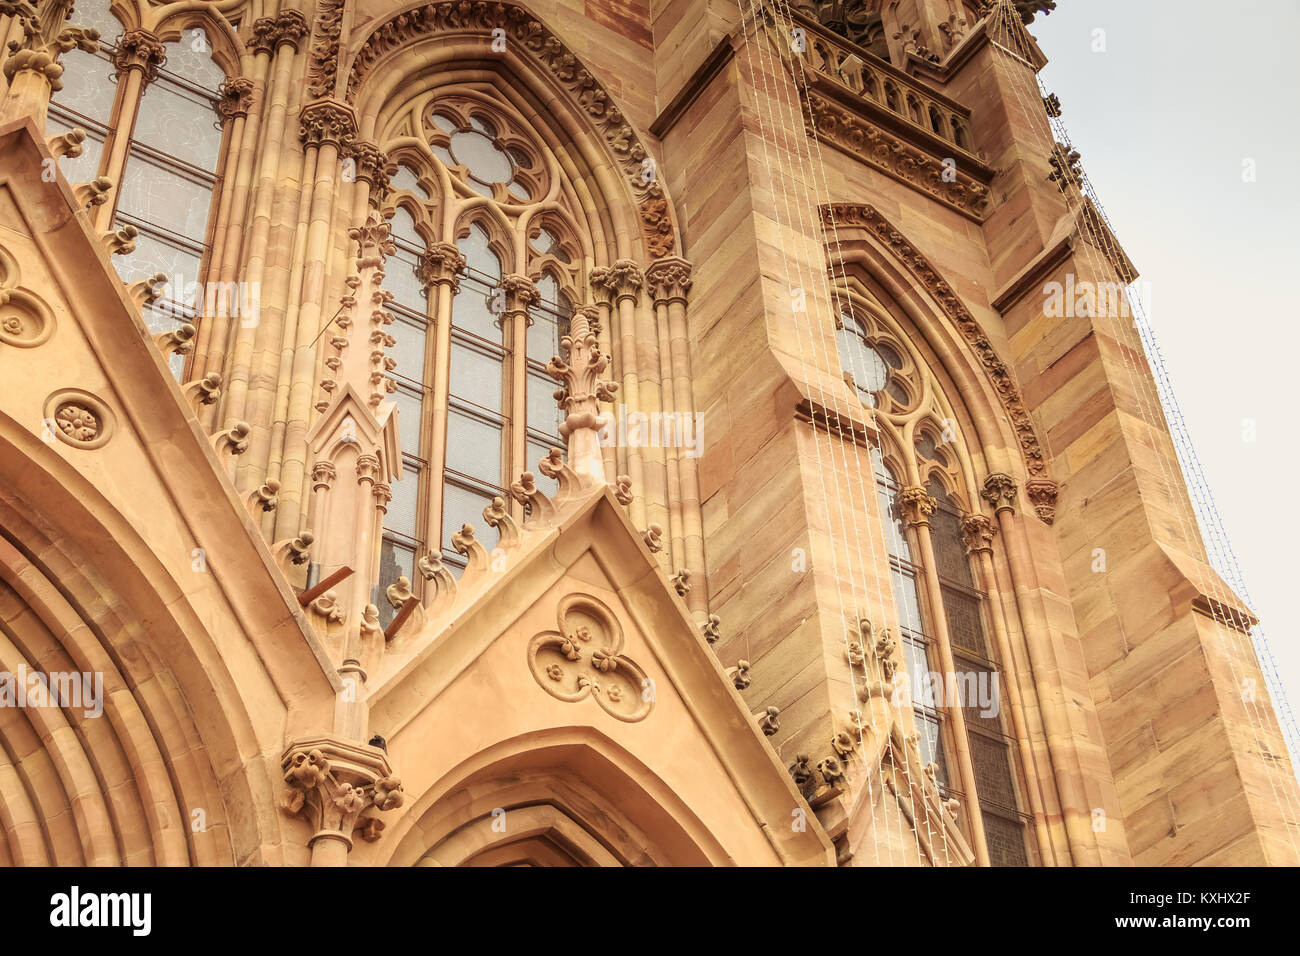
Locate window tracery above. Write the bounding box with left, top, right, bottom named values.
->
left=373, top=88, right=594, bottom=617
left=839, top=293, right=1036, bottom=866
left=47, top=0, right=227, bottom=379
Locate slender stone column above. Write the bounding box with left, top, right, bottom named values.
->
left=500, top=273, right=540, bottom=516
left=592, top=261, right=646, bottom=528
left=86, top=31, right=165, bottom=231
left=961, top=511, right=1057, bottom=865
left=982, top=471, right=1095, bottom=865
left=414, top=244, right=466, bottom=546
left=899, top=484, right=991, bottom=866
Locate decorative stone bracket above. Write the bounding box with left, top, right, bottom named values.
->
left=279, top=737, right=404, bottom=864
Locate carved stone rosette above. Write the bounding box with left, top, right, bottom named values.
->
left=527, top=594, right=652, bottom=722
left=279, top=738, right=404, bottom=858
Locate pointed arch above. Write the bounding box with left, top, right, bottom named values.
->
left=380, top=727, right=735, bottom=867
left=343, top=0, right=678, bottom=262
left=822, top=202, right=1058, bottom=516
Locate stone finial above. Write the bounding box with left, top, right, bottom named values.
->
left=73, top=176, right=112, bottom=209
left=482, top=496, right=521, bottom=549
left=211, top=421, right=251, bottom=457
left=128, top=273, right=168, bottom=309
left=509, top=471, right=556, bottom=528
left=47, top=127, right=85, bottom=159
left=385, top=575, right=414, bottom=609
left=789, top=754, right=815, bottom=792
left=309, top=589, right=345, bottom=623
left=246, top=478, right=280, bottom=516
left=831, top=731, right=856, bottom=761
left=101, top=223, right=138, bottom=257
left=273, top=531, right=314, bottom=568
left=416, top=551, right=457, bottom=611
left=2, top=10, right=99, bottom=91
left=818, top=756, right=847, bottom=789
left=1048, top=142, right=1083, bottom=190
left=614, top=474, right=633, bottom=506
left=981, top=473, right=1018, bottom=515
left=546, top=307, right=618, bottom=485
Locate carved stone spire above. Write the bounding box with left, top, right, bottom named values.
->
left=546, top=308, right=619, bottom=485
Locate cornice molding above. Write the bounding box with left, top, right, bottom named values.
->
left=806, top=91, right=991, bottom=220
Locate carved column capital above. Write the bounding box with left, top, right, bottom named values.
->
left=1025, top=479, right=1059, bottom=525
left=898, top=486, right=937, bottom=527
left=217, top=77, right=255, bottom=120
left=346, top=139, right=392, bottom=192
left=497, top=274, right=539, bottom=325
left=279, top=737, right=404, bottom=855
left=590, top=259, right=644, bottom=304
left=111, top=30, right=166, bottom=83
left=960, top=513, right=998, bottom=554
left=645, top=257, right=693, bottom=306
left=416, top=243, right=466, bottom=292
left=355, top=454, right=380, bottom=486
left=311, top=460, right=337, bottom=491
left=981, top=473, right=1018, bottom=515
left=251, top=10, right=311, bottom=56
left=373, top=482, right=392, bottom=515
left=298, top=99, right=357, bottom=148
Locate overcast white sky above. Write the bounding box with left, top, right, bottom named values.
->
left=1032, top=2, right=1300, bottom=746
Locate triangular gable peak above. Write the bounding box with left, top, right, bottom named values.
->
left=351, top=472, right=835, bottom=866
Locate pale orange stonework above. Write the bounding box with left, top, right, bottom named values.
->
left=0, top=0, right=1293, bottom=866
